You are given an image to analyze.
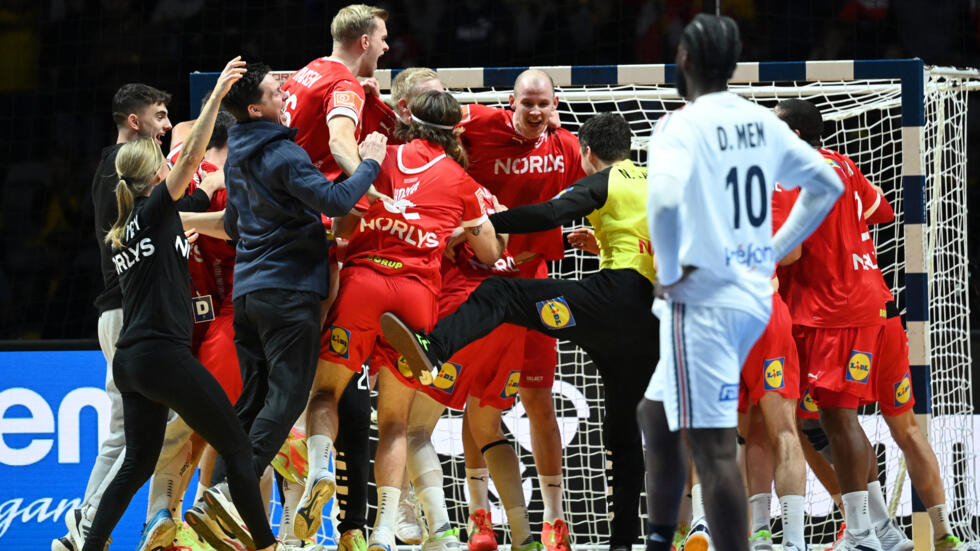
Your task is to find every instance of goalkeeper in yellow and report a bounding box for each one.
[383,113,656,550]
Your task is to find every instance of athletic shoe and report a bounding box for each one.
[671,523,690,551]
[833,522,847,548]
[138,508,177,551]
[293,472,336,540]
[275,541,325,551]
[51,536,76,551]
[339,529,368,551]
[184,503,248,551]
[203,485,255,550]
[513,542,545,551]
[467,509,498,551]
[683,518,712,551]
[542,520,571,551]
[380,312,439,385]
[748,528,773,551]
[422,527,461,551]
[832,528,884,551]
[368,528,397,551]
[66,508,89,549]
[935,534,980,551]
[272,428,310,485]
[173,520,212,551]
[395,491,424,544]
[874,520,913,551]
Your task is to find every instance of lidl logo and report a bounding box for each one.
[536,297,575,330]
[432,362,462,393]
[894,373,912,408]
[501,371,521,398]
[763,357,785,390]
[846,350,872,383]
[329,325,350,359]
[799,387,819,413]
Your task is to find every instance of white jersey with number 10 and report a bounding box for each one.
[647,91,838,322]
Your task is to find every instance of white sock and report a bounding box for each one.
[374,486,402,535]
[867,481,890,526]
[506,505,533,545]
[691,483,705,521]
[194,482,207,504]
[146,473,178,518]
[779,494,806,549]
[538,474,564,523]
[307,435,334,480]
[417,486,451,534]
[466,468,490,513]
[928,504,953,538]
[842,490,871,534]
[279,479,301,540]
[749,493,772,533]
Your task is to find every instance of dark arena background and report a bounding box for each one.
[1,1,980,550]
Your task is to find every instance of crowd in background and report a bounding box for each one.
[0,0,978,343]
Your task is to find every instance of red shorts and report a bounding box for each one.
[517,259,557,389]
[873,316,914,416]
[738,295,800,413]
[196,307,242,404]
[797,324,885,408]
[320,266,438,377]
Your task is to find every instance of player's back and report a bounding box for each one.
[650,91,819,320]
[345,139,488,294]
[283,57,364,181]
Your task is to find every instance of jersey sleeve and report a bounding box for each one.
[325,80,366,125]
[142,178,178,226]
[459,175,490,228]
[360,95,399,140]
[843,154,894,224]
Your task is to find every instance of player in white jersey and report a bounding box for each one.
[639,14,843,551]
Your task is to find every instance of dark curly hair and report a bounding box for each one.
[222,62,271,123]
[397,90,468,168]
[680,13,741,89]
[578,113,631,163]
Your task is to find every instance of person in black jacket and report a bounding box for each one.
[80,58,295,551]
[195,62,387,543]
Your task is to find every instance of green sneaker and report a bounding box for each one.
[512,542,545,551]
[340,528,368,551]
[749,528,773,551]
[422,526,460,551]
[672,523,690,550]
[936,534,979,551]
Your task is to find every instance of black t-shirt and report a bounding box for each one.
[92,143,210,314]
[114,182,194,349]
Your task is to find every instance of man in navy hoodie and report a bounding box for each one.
[197,62,386,537]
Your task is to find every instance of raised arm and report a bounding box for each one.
[166,57,246,201]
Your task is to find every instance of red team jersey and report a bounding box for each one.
[773,148,887,328]
[458,103,585,260]
[283,57,366,181]
[343,140,490,294]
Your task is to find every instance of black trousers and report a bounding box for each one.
[83,342,275,551]
[334,368,371,533]
[213,288,322,485]
[429,269,658,545]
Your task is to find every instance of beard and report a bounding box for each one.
[675,69,689,99]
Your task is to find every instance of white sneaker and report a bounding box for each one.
[875,520,913,551]
[684,517,712,551]
[65,508,88,549]
[368,527,397,551]
[421,527,460,551]
[185,502,248,551]
[51,535,76,551]
[749,528,773,551]
[833,528,884,551]
[293,472,336,540]
[137,508,177,551]
[203,484,255,550]
[395,491,424,544]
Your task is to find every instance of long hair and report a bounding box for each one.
[105,138,164,249]
[400,90,468,168]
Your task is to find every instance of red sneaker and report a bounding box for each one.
[834,521,847,548]
[467,509,498,551]
[542,520,571,551]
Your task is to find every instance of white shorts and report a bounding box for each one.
[644,301,767,431]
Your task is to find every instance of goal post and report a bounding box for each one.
[188,59,979,547]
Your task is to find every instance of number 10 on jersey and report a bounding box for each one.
[726,165,768,229]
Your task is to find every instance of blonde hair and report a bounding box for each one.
[105,137,164,249]
[331,4,388,46]
[391,67,439,104]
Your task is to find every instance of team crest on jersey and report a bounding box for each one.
[719,384,739,401]
[894,373,912,408]
[824,157,842,170]
[799,387,819,413]
[846,350,872,383]
[536,297,576,330]
[762,358,785,391]
[501,371,521,398]
[333,90,364,114]
[396,355,415,379]
[329,325,350,359]
[430,362,463,393]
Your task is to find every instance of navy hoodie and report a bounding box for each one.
[224,120,379,299]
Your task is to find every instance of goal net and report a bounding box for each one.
[193,60,979,547]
